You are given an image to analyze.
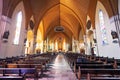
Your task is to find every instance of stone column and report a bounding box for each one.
[43,40,47,52]
[46,38,48,52]
[83,35,88,55]
[33,35,37,54]
[72,37,74,52]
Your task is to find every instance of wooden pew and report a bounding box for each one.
[74,60,117,80]
[91,77,120,80]
[76,61,103,65]
[76,64,113,69]
[23,59,49,64]
[77,67,120,80]
[0,68,37,78]
[79,69,120,75]
[65,53,120,80]
[7,63,45,77]
[74,61,111,72]
[7,64,42,68]
[0,76,23,80]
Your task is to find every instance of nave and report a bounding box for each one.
[1,0,120,79]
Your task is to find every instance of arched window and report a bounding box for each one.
[99,10,108,45]
[13,11,22,45]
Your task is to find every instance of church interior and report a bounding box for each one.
[0,0,120,80]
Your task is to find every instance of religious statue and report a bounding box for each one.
[111,30,118,39]
[3,30,9,39]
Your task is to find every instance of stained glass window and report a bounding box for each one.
[13,11,22,45]
[99,10,108,45]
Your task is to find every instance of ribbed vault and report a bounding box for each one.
[2,0,118,45]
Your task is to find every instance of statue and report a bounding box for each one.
[3,30,9,39]
[111,30,118,39]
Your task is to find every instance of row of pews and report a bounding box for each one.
[65,53,120,80]
[0,53,57,80]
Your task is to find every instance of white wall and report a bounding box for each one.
[0,1,26,58]
[0,0,2,20]
[95,1,120,59]
[118,0,120,14]
[0,0,2,38]
[0,0,5,58]
[0,0,3,38]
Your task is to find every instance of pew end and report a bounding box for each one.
[87,73,90,80]
[74,62,76,73]
[77,66,81,80]
[113,60,118,69]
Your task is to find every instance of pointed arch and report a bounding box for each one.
[6,1,26,57]
[95,1,109,46]
[98,10,108,45]
[13,11,22,45]
[95,1,110,57]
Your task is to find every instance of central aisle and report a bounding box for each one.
[39,53,77,80]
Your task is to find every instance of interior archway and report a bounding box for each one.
[35,3,83,52]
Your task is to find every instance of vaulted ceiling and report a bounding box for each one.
[2,0,118,41]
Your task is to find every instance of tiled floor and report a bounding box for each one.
[27,53,77,80]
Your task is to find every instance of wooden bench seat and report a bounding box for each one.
[0,76,23,80]
[0,68,36,77]
[76,61,103,64]
[65,53,120,80]
[7,64,45,74]
[77,68,120,80]
[91,77,120,80]
[76,64,113,69]
[74,63,114,72]
[80,69,120,75]
[7,64,42,68]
